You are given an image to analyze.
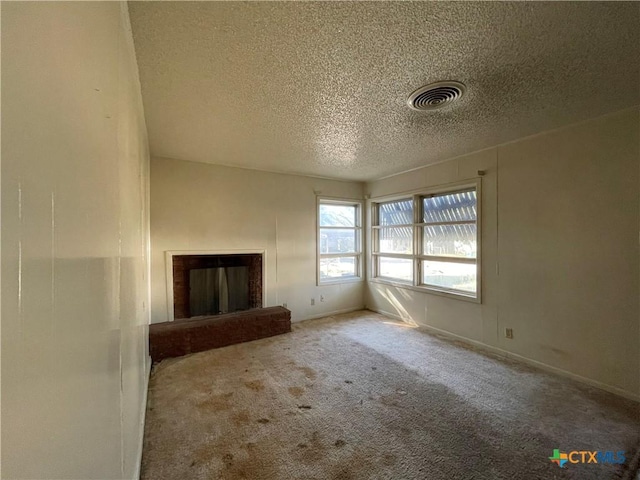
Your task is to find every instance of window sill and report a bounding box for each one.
[318,276,364,286]
[368,277,480,304]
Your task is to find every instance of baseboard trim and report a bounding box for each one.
[294,306,365,323]
[134,355,152,480]
[368,308,640,403]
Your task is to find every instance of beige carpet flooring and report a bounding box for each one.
[141,310,640,480]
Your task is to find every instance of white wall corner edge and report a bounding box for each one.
[134,355,152,480]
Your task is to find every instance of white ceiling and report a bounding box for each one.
[129,1,640,182]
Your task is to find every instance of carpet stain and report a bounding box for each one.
[257,418,270,424]
[380,394,401,408]
[244,379,265,391]
[224,441,278,479]
[334,439,346,447]
[299,431,324,463]
[331,466,355,480]
[222,453,234,468]
[193,443,216,465]
[288,386,304,398]
[297,366,317,380]
[331,447,381,480]
[231,410,250,425]
[197,392,233,412]
[383,453,397,466]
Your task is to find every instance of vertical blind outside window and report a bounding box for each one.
[372,187,478,298]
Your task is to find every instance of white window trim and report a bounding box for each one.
[368,179,481,303]
[317,196,364,285]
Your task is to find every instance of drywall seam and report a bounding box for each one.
[370,307,640,403]
[275,215,279,306]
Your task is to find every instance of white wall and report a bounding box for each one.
[365,108,640,400]
[150,157,364,324]
[1,3,151,479]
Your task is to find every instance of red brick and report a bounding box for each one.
[149,306,291,363]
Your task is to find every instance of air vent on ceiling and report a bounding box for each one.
[407,81,466,111]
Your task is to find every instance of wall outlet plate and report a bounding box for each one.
[505,328,514,339]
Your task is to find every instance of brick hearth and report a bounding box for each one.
[149,306,291,363]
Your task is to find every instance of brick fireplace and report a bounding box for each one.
[152,251,288,362]
[171,253,263,320]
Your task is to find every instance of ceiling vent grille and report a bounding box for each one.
[407,81,466,111]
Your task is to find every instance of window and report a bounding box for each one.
[371,182,480,300]
[317,199,362,284]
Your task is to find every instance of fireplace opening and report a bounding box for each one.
[172,253,263,320]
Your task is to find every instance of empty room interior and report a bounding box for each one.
[2,1,640,479]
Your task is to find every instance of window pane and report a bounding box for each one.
[320,257,357,279]
[378,257,413,282]
[378,227,413,254]
[319,204,356,227]
[378,199,413,226]
[422,224,476,258]
[423,190,476,223]
[320,228,356,254]
[422,260,476,294]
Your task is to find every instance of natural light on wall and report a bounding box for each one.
[371,181,480,301]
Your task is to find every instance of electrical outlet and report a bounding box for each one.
[320,295,325,302]
[505,328,514,339]
[282,302,287,309]
[310,298,315,306]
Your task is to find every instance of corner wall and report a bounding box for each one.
[150,157,364,324]
[1,3,151,478]
[365,108,640,399]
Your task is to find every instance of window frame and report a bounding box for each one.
[317,197,364,285]
[370,179,481,303]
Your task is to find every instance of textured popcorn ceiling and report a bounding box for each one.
[128,1,639,181]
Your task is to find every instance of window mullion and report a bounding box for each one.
[419,255,476,264]
[413,195,420,287]
[418,220,475,227]
[321,226,361,230]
